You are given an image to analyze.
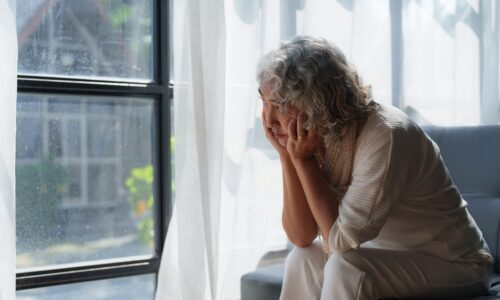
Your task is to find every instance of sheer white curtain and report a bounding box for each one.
[155,0,226,299]
[157,0,500,299]
[403,0,500,125]
[0,0,17,299]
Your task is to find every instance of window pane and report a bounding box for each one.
[48,120,63,158]
[17,116,42,160]
[87,119,117,157]
[17,0,152,81]
[16,94,157,271]
[66,120,81,157]
[88,164,118,202]
[64,164,81,199]
[16,273,156,299]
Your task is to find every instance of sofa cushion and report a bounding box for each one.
[491,274,500,294]
[458,275,500,299]
[241,264,282,300]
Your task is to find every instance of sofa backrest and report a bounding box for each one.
[423,125,500,196]
[423,125,500,273]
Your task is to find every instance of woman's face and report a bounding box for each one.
[259,81,299,147]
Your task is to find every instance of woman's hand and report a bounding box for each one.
[262,110,289,157]
[287,114,321,161]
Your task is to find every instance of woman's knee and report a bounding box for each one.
[284,241,324,273]
[324,250,365,278]
[322,250,379,299]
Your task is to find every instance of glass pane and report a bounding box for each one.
[17,116,42,160]
[64,164,81,199]
[66,120,81,157]
[16,273,156,300]
[16,94,157,271]
[48,120,63,158]
[88,164,118,202]
[17,0,152,81]
[87,119,117,157]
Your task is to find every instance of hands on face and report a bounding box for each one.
[262,109,288,156]
[286,113,321,161]
[262,107,321,160]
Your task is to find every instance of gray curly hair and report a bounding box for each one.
[257,35,377,137]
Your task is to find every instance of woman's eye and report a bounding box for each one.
[276,105,287,114]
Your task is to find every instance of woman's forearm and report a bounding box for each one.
[280,154,318,247]
[291,156,340,241]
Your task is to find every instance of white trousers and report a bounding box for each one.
[280,241,491,300]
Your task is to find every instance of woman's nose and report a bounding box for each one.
[264,105,277,127]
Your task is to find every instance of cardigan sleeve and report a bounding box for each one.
[327,122,412,253]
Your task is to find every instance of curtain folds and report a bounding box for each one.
[0,0,17,299]
[155,0,226,299]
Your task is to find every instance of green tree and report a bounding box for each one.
[16,156,67,250]
[126,165,154,249]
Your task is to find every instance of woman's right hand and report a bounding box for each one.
[262,110,289,157]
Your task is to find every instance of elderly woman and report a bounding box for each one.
[257,35,493,300]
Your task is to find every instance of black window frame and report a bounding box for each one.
[15,0,172,292]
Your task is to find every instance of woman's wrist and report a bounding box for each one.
[291,155,319,169]
[279,150,292,163]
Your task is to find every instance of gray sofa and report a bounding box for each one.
[241,125,500,300]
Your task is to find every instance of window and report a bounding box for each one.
[16,1,171,298]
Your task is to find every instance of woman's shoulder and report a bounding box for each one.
[353,103,431,173]
[357,103,423,149]
[368,103,415,129]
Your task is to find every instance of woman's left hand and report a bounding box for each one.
[287,113,322,161]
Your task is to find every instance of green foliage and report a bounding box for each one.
[108,5,133,27]
[125,165,154,249]
[16,156,67,250]
[100,0,132,26]
[125,135,175,248]
[99,0,153,77]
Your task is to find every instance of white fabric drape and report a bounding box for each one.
[157,1,500,299]
[0,0,17,299]
[155,0,226,299]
